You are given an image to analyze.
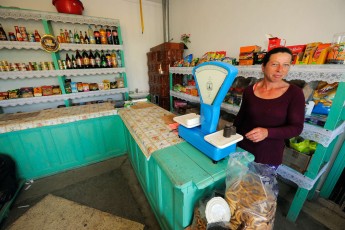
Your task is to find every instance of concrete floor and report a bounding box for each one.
[0,155,344,230]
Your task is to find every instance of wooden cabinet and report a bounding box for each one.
[0,7,128,113]
[147,42,183,110]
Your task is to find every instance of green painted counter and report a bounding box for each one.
[124,125,242,230]
[0,115,127,180]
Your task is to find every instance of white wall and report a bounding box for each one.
[169,0,345,59]
[0,0,164,94]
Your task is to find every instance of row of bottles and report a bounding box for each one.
[59,50,122,69]
[57,25,120,45]
[0,24,41,42]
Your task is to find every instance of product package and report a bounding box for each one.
[300,42,321,64]
[309,43,331,64]
[312,81,338,115]
[286,45,306,64]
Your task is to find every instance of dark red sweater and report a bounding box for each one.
[233,84,305,166]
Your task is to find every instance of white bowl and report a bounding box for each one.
[129,93,149,99]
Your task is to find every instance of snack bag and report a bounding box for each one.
[300,42,321,64]
[312,81,338,115]
[225,153,277,230]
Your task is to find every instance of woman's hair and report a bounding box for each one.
[262,47,293,66]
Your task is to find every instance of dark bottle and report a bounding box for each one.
[74,29,80,44]
[71,54,77,69]
[106,27,113,44]
[0,23,8,41]
[65,53,72,69]
[75,50,84,68]
[82,50,90,68]
[89,50,96,68]
[94,26,101,44]
[100,50,107,68]
[84,31,90,44]
[112,27,120,45]
[105,51,112,68]
[79,31,85,44]
[94,50,101,68]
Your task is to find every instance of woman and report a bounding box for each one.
[233,47,305,167]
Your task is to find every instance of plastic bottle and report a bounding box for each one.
[64,29,70,43]
[99,26,107,44]
[105,50,112,68]
[34,30,41,42]
[15,26,23,41]
[0,23,8,41]
[116,50,122,67]
[100,50,107,68]
[110,51,117,67]
[74,29,80,44]
[59,29,65,43]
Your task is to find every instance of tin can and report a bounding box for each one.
[41,61,48,70]
[8,32,16,41]
[1,60,8,67]
[19,63,27,71]
[10,63,19,71]
[35,62,42,71]
[27,63,34,71]
[57,60,63,70]
[61,60,67,70]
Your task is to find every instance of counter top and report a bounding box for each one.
[0,103,117,134]
[118,102,183,159]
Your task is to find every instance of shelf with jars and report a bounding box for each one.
[0,7,128,112]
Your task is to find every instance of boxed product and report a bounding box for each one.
[286,45,306,64]
[282,147,312,173]
[41,85,53,96]
[19,87,34,98]
[309,43,331,64]
[267,37,286,51]
[0,92,8,100]
[34,87,42,97]
[239,45,261,66]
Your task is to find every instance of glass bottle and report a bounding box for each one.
[89,50,96,68]
[71,54,77,69]
[69,30,74,43]
[94,50,101,68]
[0,23,8,41]
[64,29,70,43]
[79,31,85,44]
[59,29,65,43]
[84,31,90,44]
[110,51,117,67]
[65,53,72,69]
[116,50,122,67]
[88,25,96,44]
[75,50,84,68]
[34,30,41,42]
[105,50,112,68]
[15,26,23,41]
[94,26,101,44]
[112,27,120,45]
[82,50,90,68]
[106,27,113,44]
[100,50,107,68]
[74,29,80,44]
[99,26,107,44]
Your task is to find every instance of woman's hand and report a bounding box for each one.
[245,127,268,142]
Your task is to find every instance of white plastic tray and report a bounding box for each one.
[173,113,200,128]
[204,130,243,149]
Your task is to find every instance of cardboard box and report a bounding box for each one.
[282,147,312,173]
[240,45,261,53]
[286,45,306,64]
[239,46,261,66]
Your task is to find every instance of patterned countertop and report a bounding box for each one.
[0,103,117,134]
[118,102,183,159]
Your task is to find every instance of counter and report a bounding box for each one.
[0,103,126,179]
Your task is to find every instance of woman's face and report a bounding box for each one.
[262,52,292,83]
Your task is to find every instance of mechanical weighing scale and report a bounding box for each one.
[173,61,243,162]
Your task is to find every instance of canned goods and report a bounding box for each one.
[1,60,8,67]
[19,63,27,71]
[61,60,67,69]
[0,66,4,72]
[58,60,63,70]
[10,63,19,71]
[27,63,34,71]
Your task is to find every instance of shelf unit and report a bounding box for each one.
[0,7,128,111]
[169,64,345,222]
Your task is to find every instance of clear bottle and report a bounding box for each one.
[0,23,8,41]
[88,25,96,44]
[116,50,122,67]
[69,30,74,43]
